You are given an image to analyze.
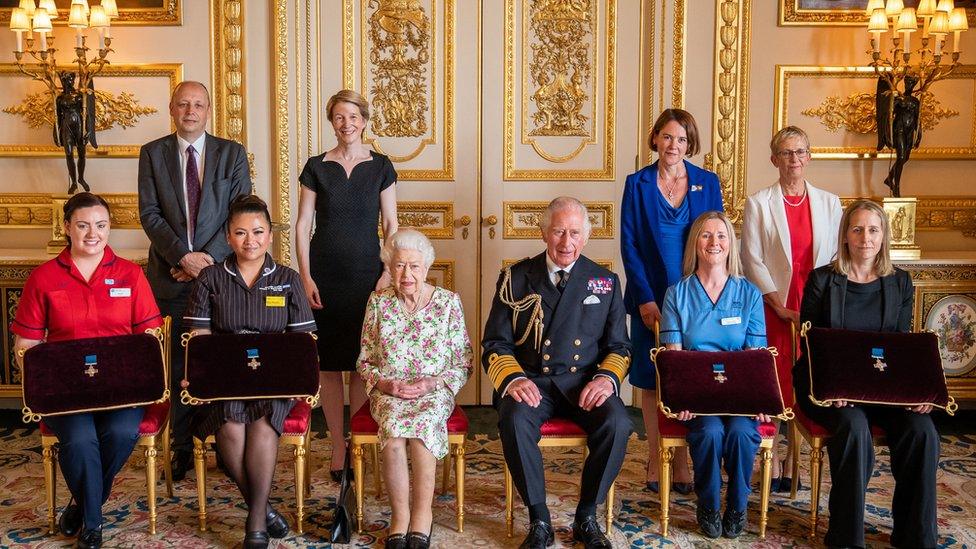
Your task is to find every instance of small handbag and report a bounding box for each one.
[651,346,794,420]
[180,331,320,406]
[801,322,957,413]
[21,331,168,422]
[330,443,357,544]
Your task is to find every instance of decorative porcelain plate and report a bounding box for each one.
[925,295,976,377]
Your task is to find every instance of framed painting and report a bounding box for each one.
[780,0,976,26]
[0,0,181,26]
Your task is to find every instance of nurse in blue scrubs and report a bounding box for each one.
[659,211,771,540]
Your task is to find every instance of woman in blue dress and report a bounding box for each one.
[659,211,770,539]
[620,109,724,492]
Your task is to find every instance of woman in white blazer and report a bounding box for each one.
[741,126,842,492]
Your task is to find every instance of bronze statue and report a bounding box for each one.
[876,75,922,198]
[54,72,98,194]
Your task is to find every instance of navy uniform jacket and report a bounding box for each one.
[482,252,631,398]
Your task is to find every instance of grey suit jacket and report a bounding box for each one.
[138,133,251,300]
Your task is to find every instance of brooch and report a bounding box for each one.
[871,347,887,372]
[246,348,262,370]
[587,277,613,295]
[712,363,727,384]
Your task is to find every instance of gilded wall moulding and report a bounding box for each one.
[503,258,613,271]
[802,91,959,134]
[211,0,248,154]
[671,0,686,110]
[0,193,141,230]
[502,201,614,239]
[378,201,455,239]
[0,1,182,26]
[428,260,455,291]
[839,196,976,238]
[505,0,615,180]
[775,65,976,160]
[271,0,291,265]
[4,91,157,132]
[778,1,976,28]
[0,63,181,158]
[343,0,456,180]
[710,0,752,224]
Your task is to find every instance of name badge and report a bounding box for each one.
[720,316,741,326]
[265,295,286,307]
[109,287,131,298]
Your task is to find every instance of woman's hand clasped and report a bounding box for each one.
[302,276,323,309]
[378,376,441,399]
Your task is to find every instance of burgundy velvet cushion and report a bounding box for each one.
[23,333,166,418]
[653,348,790,419]
[656,409,777,439]
[183,332,319,403]
[282,401,312,435]
[351,402,469,434]
[803,327,953,411]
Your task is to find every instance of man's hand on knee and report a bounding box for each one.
[578,377,614,411]
[506,378,542,408]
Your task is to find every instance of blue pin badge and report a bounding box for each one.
[246,348,261,370]
[871,347,887,372]
[713,363,727,384]
[84,354,98,378]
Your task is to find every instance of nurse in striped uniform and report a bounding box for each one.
[183,194,316,549]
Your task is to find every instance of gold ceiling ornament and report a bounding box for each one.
[367,0,431,138]
[527,0,593,137]
[802,91,959,133]
[3,89,157,131]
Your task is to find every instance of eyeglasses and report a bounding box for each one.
[776,148,809,159]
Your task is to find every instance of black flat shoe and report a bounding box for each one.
[572,516,612,548]
[405,530,431,549]
[519,520,554,549]
[59,499,82,537]
[696,505,721,539]
[385,533,408,549]
[243,530,269,549]
[672,482,694,495]
[768,476,783,492]
[266,507,289,538]
[644,480,659,493]
[778,476,802,493]
[722,508,747,538]
[169,449,193,483]
[76,527,102,549]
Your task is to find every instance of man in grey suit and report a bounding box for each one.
[138,80,251,480]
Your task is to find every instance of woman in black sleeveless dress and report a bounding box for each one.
[295,89,398,479]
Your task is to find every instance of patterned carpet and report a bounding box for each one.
[2,419,976,547]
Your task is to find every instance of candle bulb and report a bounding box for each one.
[9,7,30,52]
[88,5,109,48]
[869,8,889,54]
[31,7,52,50]
[949,7,968,53]
[39,31,47,51]
[75,27,83,48]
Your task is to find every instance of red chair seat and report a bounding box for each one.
[39,401,171,437]
[283,401,312,435]
[539,416,586,437]
[657,409,777,439]
[351,403,468,434]
[795,408,885,438]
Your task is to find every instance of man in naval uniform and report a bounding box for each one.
[483,196,632,549]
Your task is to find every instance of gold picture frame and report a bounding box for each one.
[0,63,182,158]
[779,0,976,27]
[774,65,976,160]
[0,0,181,26]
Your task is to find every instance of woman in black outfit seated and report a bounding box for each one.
[793,199,939,548]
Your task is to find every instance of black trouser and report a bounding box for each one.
[157,291,191,452]
[796,363,940,548]
[496,376,632,515]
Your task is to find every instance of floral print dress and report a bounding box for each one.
[357,286,473,459]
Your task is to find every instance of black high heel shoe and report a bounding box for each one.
[243,531,269,549]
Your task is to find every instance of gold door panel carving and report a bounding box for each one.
[502,201,614,239]
[428,260,455,291]
[342,0,455,180]
[0,193,141,229]
[378,201,455,239]
[504,0,615,180]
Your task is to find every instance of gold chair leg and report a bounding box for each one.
[43,442,57,535]
[162,423,174,498]
[454,441,466,532]
[442,449,452,494]
[789,422,800,501]
[505,465,514,538]
[304,433,312,493]
[193,439,208,532]
[353,442,366,534]
[145,444,158,535]
[759,446,772,540]
[372,442,382,497]
[659,446,674,537]
[294,435,307,535]
[809,440,824,539]
[605,482,615,534]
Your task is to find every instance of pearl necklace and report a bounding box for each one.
[782,189,808,208]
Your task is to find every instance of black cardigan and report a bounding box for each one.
[799,265,914,333]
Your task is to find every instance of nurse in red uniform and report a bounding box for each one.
[13,192,162,549]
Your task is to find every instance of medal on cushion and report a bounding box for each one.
[247,348,261,370]
[712,363,727,384]
[871,347,887,372]
[84,354,99,378]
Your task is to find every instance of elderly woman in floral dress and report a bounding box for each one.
[357,228,473,549]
